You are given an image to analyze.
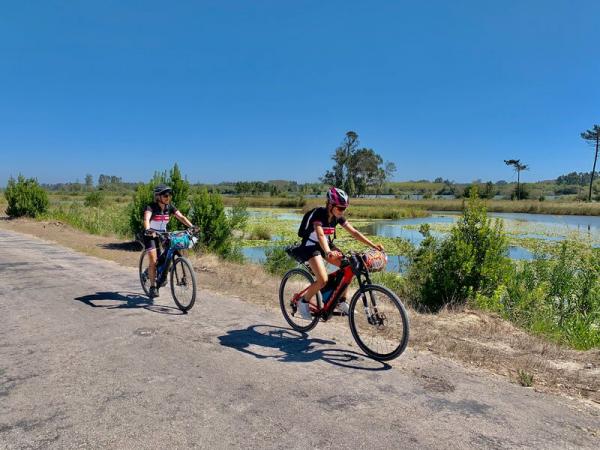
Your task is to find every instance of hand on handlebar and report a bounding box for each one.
[326,250,344,265]
[373,243,385,252]
[144,229,157,237]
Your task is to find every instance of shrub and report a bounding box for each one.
[249,223,271,240]
[84,191,105,207]
[228,198,249,232]
[263,247,296,276]
[407,189,511,311]
[5,175,49,218]
[189,189,240,259]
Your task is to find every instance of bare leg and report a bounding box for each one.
[302,255,328,306]
[147,249,158,287]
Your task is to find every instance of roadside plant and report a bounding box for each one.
[188,189,243,261]
[407,188,511,311]
[263,247,296,276]
[5,175,49,218]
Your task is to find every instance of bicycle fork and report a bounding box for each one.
[359,290,386,327]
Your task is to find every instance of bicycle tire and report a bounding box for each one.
[170,257,197,312]
[279,268,321,332]
[348,284,409,361]
[138,251,151,296]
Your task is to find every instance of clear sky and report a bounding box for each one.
[1,0,599,186]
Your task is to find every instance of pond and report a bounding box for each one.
[240,209,598,270]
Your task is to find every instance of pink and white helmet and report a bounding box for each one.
[326,187,349,207]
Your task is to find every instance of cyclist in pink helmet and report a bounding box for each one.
[294,187,384,318]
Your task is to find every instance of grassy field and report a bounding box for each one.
[223,195,600,216]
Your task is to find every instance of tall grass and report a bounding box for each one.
[42,201,131,237]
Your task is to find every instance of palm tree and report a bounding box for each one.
[581,125,600,202]
[504,159,529,200]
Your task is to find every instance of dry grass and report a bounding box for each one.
[1,216,599,404]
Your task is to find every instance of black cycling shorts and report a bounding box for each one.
[143,236,160,252]
[290,243,339,263]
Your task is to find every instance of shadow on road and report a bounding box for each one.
[218,324,391,371]
[74,291,184,315]
[97,241,143,252]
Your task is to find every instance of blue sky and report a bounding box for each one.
[1,0,599,186]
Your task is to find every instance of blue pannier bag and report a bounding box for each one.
[170,232,191,250]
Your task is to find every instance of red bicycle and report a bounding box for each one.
[279,249,409,361]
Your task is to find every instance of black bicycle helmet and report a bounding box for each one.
[153,184,172,196]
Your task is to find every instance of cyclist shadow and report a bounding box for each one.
[74,291,184,315]
[218,324,391,371]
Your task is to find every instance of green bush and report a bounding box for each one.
[228,198,249,232]
[189,189,243,260]
[263,247,296,276]
[5,175,49,218]
[475,240,600,349]
[249,223,272,240]
[407,189,511,311]
[84,191,105,207]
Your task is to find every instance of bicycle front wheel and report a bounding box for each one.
[170,257,197,311]
[138,251,151,296]
[279,268,321,332]
[348,284,409,361]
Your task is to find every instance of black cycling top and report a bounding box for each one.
[144,202,179,232]
[302,207,347,247]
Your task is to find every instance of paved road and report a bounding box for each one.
[0,229,598,449]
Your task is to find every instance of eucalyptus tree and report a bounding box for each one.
[504,159,529,200]
[322,131,396,196]
[581,125,600,201]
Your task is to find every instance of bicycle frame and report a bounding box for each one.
[152,231,186,285]
[296,254,373,321]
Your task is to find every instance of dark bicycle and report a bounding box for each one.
[279,248,409,361]
[139,228,199,312]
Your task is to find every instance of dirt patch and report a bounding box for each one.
[1,217,599,405]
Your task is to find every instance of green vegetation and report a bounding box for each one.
[4,175,49,218]
[188,189,243,261]
[42,201,130,237]
[476,240,600,350]
[84,191,106,208]
[407,191,511,311]
[517,370,534,387]
[321,131,396,196]
[263,247,297,276]
[402,192,600,350]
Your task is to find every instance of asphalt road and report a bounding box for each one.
[0,229,599,449]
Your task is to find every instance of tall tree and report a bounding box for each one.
[581,125,600,201]
[322,131,360,195]
[321,131,395,196]
[85,174,93,190]
[504,159,529,200]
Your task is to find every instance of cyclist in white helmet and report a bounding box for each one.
[143,184,195,298]
[294,187,384,318]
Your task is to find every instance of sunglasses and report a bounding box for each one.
[161,192,172,198]
[334,206,347,211]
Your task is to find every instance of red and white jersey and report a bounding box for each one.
[303,207,347,247]
[145,202,178,232]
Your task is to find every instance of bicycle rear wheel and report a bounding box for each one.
[279,268,320,332]
[348,284,409,361]
[170,257,197,312]
[138,251,151,296]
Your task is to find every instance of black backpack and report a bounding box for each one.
[297,208,318,239]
